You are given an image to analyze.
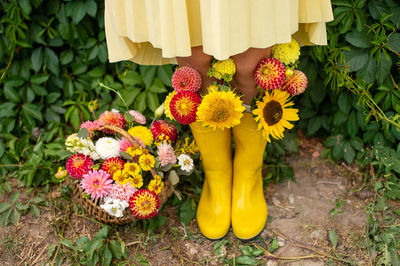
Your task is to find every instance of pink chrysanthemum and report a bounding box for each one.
[81,170,113,200]
[119,137,145,152]
[254,58,286,90]
[129,189,160,219]
[101,157,125,177]
[66,154,94,179]
[98,111,126,134]
[281,70,308,96]
[150,120,178,143]
[109,182,138,202]
[80,120,103,138]
[171,66,201,92]
[170,91,201,124]
[157,142,177,166]
[128,110,147,125]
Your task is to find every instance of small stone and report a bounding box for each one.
[277,236,285,247]
[288,194,295,204]
[310,229,325,240]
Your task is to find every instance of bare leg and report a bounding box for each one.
[176,46,215,95]
[231,47,272,105]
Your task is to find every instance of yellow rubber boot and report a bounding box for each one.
[189,121,232,240]
[232,113,268,240]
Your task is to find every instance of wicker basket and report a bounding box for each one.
[71,124,174,225]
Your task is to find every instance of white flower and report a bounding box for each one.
[95,137,120,160]
[177,154,194,172]
[111,109,120,113]
[100,198,129,218]
[65,134,100,160]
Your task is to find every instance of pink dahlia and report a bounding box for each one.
[101,157,125,177]
[98,110,126,134]
[80,120,103,138]
[254,58,286,90]
[150,120,178,143]
[171,66,201,93]
[66,154,94,179]
[170,91,201,124]
[157,142,177,167]
[109,182,138,202]
[281,70,308,96]
[81,170,113,200]
[128,110,147,125]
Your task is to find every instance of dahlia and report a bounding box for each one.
[139,154,155,171]
[100,197,129,218]
[129,189,160,219]
[108,182,138,202]
[80,120,103,138]
[66,153,94,178]
[128,110,147,125]
[171,66,201,92]
[177,154,194,172]
[157,142,177,167]
[208,59,236,82]
[272,38,300,65]
[163,91,177,120]
[281,70,308,96]
[65,134,99,160]
[170,91,201,124]
[254,58,286,90]
[148,179,164,194]
[95,137,120,160]
[127,126,154,146]
[81,170,113,200]
[98,110,126,134]
[150,120,178,143]
[101,157,125,176]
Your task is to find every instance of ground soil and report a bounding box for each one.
[0,137,373,265]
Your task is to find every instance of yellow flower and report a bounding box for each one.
[272,38,300,65]
[148,179,164,194]
[124,162,141,176]
[197,90,245,130]
[130,174,143,188]
[126,146,144,158]
[153,175,162,183]
[163,91,177,121]
[128,126,154,146]
[139,154,155,171]
[55,167,67,179]
[113,169,130,185]
[252,89,299,143]
[208,59,236,82]
[176,137,198,155]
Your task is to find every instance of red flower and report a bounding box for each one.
[172,66,201,93]
[101,157,125,177]
[98,111,126,134]
[281,70,308,96]
[254,58,286,90]
[169,91,201,125]
[150,120,178,143]
[129,189,160,219]
[66,154,94,179]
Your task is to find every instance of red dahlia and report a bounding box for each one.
[171,66,202,93]
[66,154,94,179]
[98,111,126,134]
[254,58,286,90]
[281,70,308,96]
[169,91,201,125]
[150,120,178,143]
[101,157,125,177]
[129,189,160,219]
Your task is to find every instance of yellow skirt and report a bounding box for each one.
[105,0,333,65]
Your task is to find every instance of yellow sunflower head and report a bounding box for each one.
[252,89,299,143]
[196,90,245,130]
[128,126,154,146]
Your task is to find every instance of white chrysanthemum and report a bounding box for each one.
[65,134,100,160]
[177,154,194,172]
[95,137,120,160]
[100,197,129,217]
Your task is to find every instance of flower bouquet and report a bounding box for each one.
[61,107,198,224]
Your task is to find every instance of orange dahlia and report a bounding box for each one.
[98,110,126,134]
[129,189,160,219]
[66,153,94,178]
[170,91,201,124]
[281,70,308,96]
[101,157,125,177]
[171,66,201,93]
[254,58,286,90]
[150,120,178,143]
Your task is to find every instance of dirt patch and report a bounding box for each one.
[0,137,371,265]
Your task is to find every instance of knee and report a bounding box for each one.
[234,62,259,82]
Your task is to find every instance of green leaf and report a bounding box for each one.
[120,71,143,86]
[47,92,61,103]
[71,2,86,24]
[70,107,81,129]
[234,256,259,265]
[31,47,43,72]
[376,51,392,85]
[85,0,97,17]
[60,50,73,65]
[4,86,21,103]
[0,141,4,158]
[307,116,321,135]
[31,74,49,84]
[338,93,351,114]
[157,65,173,87]
[0,102,16,118]
[95,226,110,239]
[78,128,89,139]
[102,246,112,266]
[343,48,369,72]
[0,208,12,226]
[30,205,41,218]
[346,111,358,138]
[388,33,400,53]
[109,241,122,260]
[31,84,47,96]
[343,142,355,164]
[10,208,20,225]
[60,239,73,248]
[134,91,147,113]
[22,103,43,122]
[86,239,104,260]
[179,198,196,225]
[44,48,60,76]
[357,56,376,84]
[345,30,371,48]
[140,66,157,88]
[0,202,12,214]
[329,230,338,249]
[11,192,20,203]
[350,137,363,151]
[19,0,32,15]
[146,92,159,112]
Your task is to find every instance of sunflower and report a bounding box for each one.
[129,189,160,219]
[252,89,299,143]
[196,90,245,130]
